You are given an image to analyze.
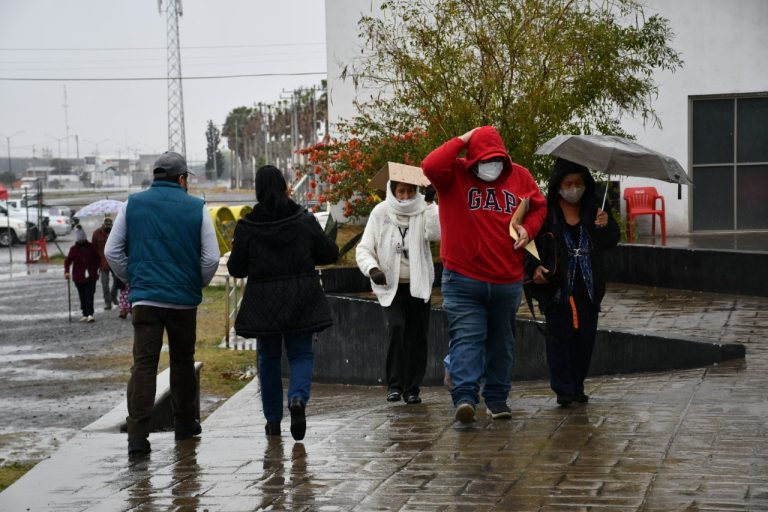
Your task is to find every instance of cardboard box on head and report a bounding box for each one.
[369,162,432,192]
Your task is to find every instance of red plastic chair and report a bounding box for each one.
[623,186,666,244]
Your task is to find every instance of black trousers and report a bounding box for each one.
[382,283,431,396]
[75,280,96,317]
[127,305,198,441]
[544,285,599,398]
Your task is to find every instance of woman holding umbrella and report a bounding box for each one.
[525,158,619,406]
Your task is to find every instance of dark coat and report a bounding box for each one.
[64,241,101,284]
[227,200,339,337]
[524,160,620,313]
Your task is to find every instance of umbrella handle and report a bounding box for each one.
[601,181,609,210]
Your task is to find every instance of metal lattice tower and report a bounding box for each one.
[159,0,186,156]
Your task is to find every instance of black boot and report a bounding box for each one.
[265,421,281,436]
[288,397,306,441]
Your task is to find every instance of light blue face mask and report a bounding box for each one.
[476,161,504,182]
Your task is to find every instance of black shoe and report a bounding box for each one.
[174,420,202,441]
[486,402,512,419]
[289,398,306,441]
[265,421,281,436]
[556,395,573,407]
[574,393,590,403]
[386,390,402,402]
[128,438,151,458]
[403,393,422,405]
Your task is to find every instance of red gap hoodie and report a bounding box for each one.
[422,126,545,284]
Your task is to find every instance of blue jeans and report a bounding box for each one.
[257,332,314,423]
[441,268,522,407]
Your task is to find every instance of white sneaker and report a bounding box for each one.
[79,316,89,323]
[86,315,95,323]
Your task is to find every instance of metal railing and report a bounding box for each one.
[224,275,254,350]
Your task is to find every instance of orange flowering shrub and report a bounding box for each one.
[299,128,431,219]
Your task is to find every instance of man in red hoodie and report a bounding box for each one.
[422,126,546,423]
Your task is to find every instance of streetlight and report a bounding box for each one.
[45,133,68,172]
[1,130,24,175]
[83,138,110,159]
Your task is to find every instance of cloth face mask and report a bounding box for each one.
[559,186,585,204]
[476,161,504,182]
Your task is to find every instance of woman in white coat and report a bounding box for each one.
[356,180,441,404]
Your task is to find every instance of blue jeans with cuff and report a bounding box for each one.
[257,331,314,423]
[441,268,522,407]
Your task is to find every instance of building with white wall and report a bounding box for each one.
[324,1,768,235]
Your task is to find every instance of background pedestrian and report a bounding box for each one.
[91,217,117,310]
[64,225,100,323]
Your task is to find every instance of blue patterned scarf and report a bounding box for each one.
[557,224,595,304]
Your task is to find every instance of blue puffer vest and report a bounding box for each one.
[126,181,204,306]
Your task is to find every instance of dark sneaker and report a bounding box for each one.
[174,420,202,441]
[289,397,306,441]
[556,395,573,407]
[386,390,402,402]
[454,401,476,424]
[574,393,589,403]
[265,421,281,436]
[403,393,422,405]
[486,402,512,419]
[128,438,151,458]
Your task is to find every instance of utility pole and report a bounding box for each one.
[63,85,71,158]
[2,131,24,174]
[158,0,186,156]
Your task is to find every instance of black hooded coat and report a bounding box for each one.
[524,159,620,313]
[227,199,339,337]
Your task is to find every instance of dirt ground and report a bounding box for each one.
[0,236,220,465]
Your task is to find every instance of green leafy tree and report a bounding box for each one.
[204,120,225,179]
[321,0,683,214]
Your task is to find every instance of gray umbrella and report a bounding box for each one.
[536,134,692,206]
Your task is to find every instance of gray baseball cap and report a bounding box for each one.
[153,151,195,178]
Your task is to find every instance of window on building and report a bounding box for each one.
[691,95,768,231]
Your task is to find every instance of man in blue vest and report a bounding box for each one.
[106,151,219,458]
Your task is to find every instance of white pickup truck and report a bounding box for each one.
[0,203,33,246]
[2,199,73,238]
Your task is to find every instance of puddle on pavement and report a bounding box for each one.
[0,366,113,381]
[0,351,69,363]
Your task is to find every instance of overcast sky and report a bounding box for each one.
[0,1,327,163]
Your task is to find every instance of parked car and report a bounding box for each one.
[1,200,73,237]
[0,204,32,246]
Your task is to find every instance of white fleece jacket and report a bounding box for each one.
[356,200,441,307]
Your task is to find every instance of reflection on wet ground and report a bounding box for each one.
[3,353,768,511]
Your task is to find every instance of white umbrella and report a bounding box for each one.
[536,134,692,207]
[74,199,124,218]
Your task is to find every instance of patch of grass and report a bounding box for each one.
[335,223,364,266]
[0,462,35,492]
[196,286,256,398]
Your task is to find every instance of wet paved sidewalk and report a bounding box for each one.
[2,283,768,511]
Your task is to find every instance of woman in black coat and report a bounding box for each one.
[227,165,339,440]
[525,158,619,406]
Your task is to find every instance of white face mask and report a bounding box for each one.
[397,197,417,207]
[476,161,504,182]
[559,186,585,204]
